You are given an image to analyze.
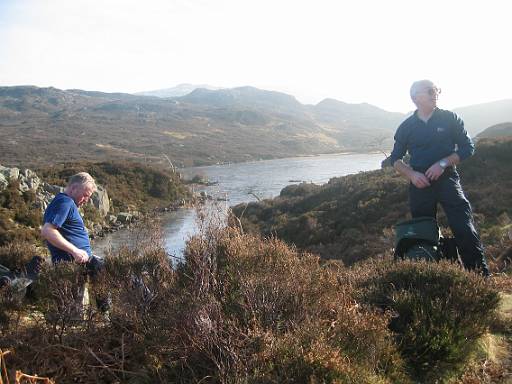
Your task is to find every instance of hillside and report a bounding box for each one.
[1,85,511,169]
[0,161,190,247]
[232,138,512,268]
[454,99,512,137]
[476,122,512,140]
[0,85,401,168]
[1,202,509,383]
[2,141,512,383]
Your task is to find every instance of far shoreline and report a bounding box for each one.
[179,150,388,173]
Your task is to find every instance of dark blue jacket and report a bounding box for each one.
[389,108,474,172]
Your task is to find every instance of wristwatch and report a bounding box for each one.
[439,159,449,169]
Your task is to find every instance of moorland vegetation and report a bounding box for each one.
[233,138,512,269]
[1,136,511,382]
[36,161,189,213]
[2,86,511,168]
[0,161,189,247]
[0,219,506,383]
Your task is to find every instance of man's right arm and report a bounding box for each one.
[393,159,431,189]
[390,123,431,189]
[41,223,90,263]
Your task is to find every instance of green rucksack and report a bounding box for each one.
[394,217,460,262]
[394,217,442,261]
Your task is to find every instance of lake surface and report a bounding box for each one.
[93,152,385,258]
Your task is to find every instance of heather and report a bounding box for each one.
[232,138,512,270]
[0,220,503,383]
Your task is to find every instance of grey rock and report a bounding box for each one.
[42,183,64,195]
[0,166,20,181]
[91,185,110,217]
[26,175,41,191]
[117,212,133,223]
[107,215,117,224]
[0,173,7,190]
[18,181,30,192]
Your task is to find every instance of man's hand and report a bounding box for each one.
[41,223,90,264]
[410,171,431,189]
[425,163,445,181]
[393,160,431,189]
[71,248,90,264]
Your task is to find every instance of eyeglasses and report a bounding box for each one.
[425,87,441,96]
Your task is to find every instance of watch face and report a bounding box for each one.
[440,160,448,168]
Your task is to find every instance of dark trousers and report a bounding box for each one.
[409,168,489,276]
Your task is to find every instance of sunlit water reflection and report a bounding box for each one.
[93,152,385,259]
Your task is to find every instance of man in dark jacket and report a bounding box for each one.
[389,79,489,276]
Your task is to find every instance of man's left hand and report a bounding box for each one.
[425,163,444,181]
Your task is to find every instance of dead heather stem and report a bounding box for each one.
[1,349,54,384]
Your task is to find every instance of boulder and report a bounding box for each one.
[18,180,30,192]
[117,212,133,223]
[42,183,64,195]
[0,166,20,181]
[0,173,7,190]
[91,185,110,217]
[107,215,117,224]
[24,173,41,191]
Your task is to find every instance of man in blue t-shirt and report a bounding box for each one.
[389,80,489,276]
[42,172,96,264]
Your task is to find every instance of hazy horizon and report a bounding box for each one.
[1,0,511,113]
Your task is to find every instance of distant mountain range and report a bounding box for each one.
[452,99,512,137]
[134,83,222,98]
[0,85,511,168]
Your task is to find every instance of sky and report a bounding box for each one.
[0,0,511,113]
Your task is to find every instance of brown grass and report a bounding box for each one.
[0,216,506,383]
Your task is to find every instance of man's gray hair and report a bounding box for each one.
[67,172,97,191]
[410,79,435,100]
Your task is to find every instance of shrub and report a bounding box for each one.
[0,223,408,383]
[177,225,408,383]
[0,181,41,246]
[357,259,500,381]
[2,221,503,383]
[0,241,38,270]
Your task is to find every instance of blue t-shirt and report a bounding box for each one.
[43,192,92,263]
[389,108,475,172]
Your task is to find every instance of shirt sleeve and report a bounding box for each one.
[451,113,475,161]
[389,124,408,165]
[44,199,72,228]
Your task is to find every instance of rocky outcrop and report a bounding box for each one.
[91,185,110,217]
[0,165,41,192]
[0,164,110,218]
[116,212,133,224]
[36,183,64,211]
